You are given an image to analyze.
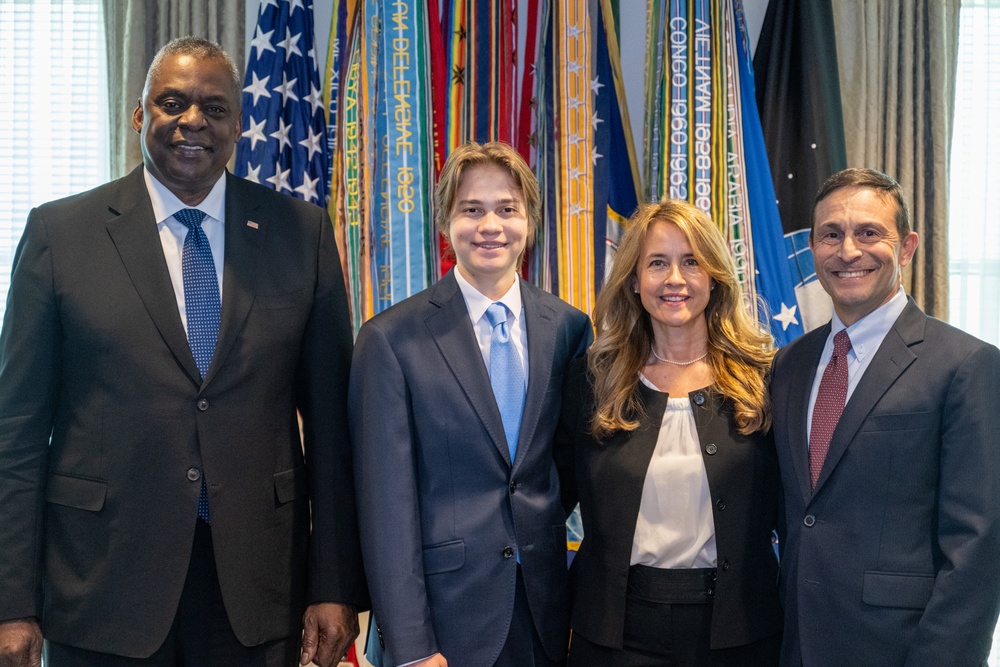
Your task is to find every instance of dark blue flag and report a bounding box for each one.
[236,0,328,206]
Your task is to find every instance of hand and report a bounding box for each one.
[299,603,359,667]
[0,618,42,667]
[410,653,448,667]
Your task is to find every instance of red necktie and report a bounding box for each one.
[809,330,852,489]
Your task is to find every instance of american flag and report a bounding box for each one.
[236,0,328,206]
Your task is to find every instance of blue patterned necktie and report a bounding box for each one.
[174,207,220,523]
[175,208,221,378]
[485,303,526,463]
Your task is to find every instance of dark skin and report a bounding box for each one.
[131,52,242,206]
[0,52,358,667]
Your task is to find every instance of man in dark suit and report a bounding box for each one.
[350,142,591,667]
[0,37,367,666]
[771,167,1000,666]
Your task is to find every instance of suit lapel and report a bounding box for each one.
[206,174,265,385]
[812,302,923,494]
[425,272,512,464]
[105,167,201,385]
[513,281,555,471]
[786,325,828,503]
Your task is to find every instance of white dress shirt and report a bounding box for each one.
[630,375,717,569]
[454,268,529,383]
[143,168,226,335]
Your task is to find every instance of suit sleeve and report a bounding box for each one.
[905,342,1000,665]
[553,354,590,516]
[350,320,440,663]
[0,210,60,622]
[296,208,369,609]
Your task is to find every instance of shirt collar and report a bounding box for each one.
[831,286,908,364]
[454,268,523,323]
[144,168,227,224]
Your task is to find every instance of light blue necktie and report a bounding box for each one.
[485,303,525,463]
[175,207,220,523]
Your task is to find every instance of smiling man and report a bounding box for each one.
[770,168,1000,667]
[350,142,592,667]
[0,38,368,666]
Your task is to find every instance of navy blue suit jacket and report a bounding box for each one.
[350,270,591,667]
[772,300,1000,666]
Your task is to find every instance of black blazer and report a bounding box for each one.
[0,167,368,657]
[556,357,782,651]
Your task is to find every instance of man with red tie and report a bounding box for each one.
[770,168,1000,667]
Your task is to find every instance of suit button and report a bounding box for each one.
[709,571,718,582]
[721,560,730,571]
[715,499,726,511]
[197,398,209,411]
[705,443,718,455]
[187,467,201,482]
[509,480,517,493]
[503,546,515,559]
[803,515,816,527]
[693,392,706,406]
[707,587,716,598]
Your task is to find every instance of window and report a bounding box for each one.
[0,0,108,329]
[950,0,1000,348]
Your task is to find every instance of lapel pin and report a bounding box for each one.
[246,220,259,229]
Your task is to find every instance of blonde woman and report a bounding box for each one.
[556,200,782,666]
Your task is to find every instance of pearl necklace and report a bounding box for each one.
[650,346,708,366]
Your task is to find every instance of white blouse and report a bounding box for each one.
[629,375,718,568]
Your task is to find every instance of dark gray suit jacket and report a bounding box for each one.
[0,166,368,657]
[771,299,1000,667]
[349,270,591,667]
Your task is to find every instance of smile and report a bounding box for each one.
[173,144,210,154]
[833,269,873,278]
[476,242,506,249]
[660,295,688,302]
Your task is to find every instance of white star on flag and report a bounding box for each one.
[235,0,329,205]
[266,165,291,193]
[273,72,299,104]
[241,116,268,150]
[243,72,271,106]
[298,127,324,161]
[244,163,261,183]
[249,27,275,60]
[294,173,319,201]
[772,303,799,331]
[269,117,293,152]
[303,83,323,114]
[277,28,303,62]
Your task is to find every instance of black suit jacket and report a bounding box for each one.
[0,167,368,657]
[349,270,592,667]
[557,359,782,651]
[772,299,1000,667]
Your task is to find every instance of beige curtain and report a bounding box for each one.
[103,0,245,179]
[832,1,960,318]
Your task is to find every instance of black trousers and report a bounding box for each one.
[493,566,564,667]
[46,520,300,667]
[567,565,779,667]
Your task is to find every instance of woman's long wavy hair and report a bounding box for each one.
[589,200,775,439]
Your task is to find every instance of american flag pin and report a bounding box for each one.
[247,221,259,229]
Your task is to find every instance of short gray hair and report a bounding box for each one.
[144,36,242,103]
